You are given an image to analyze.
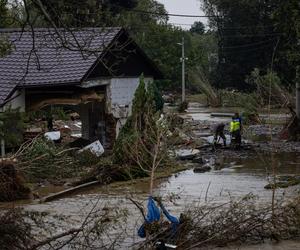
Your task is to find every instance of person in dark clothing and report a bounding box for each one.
[234,112,243,133]
[213,123,226,146]
[47,115,54,131]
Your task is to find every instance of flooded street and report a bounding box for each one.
[18,150,300,249]
[156,152,300,206]
[3,107,300,249]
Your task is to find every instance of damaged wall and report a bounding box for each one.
[106,77,153,136]
[79,101,107,145]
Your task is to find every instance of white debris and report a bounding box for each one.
[44,131,61,141]
[175,149,200,160]
[79,140,104,157]
[74,122,82,129]
[70,133,82,138]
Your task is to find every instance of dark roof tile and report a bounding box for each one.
[0,27,122,105]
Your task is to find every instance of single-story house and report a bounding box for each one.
[0,27,162,148]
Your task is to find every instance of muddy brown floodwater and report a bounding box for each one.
[156,152,300,206]
[2,106,300,249]
[13,151,299,249]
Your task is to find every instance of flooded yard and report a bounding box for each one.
[13,150,299,249]
[1,106,300,249]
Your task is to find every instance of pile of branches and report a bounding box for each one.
[1,202,128,250]
[0,159,31,201]
[138,195,300,249]
[0,209,33,250]
[14,137,95,182]
[179,195,300,249]
[73,156,146,186]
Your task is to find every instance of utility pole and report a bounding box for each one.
[181,37,186,103]
[178,37,187,103]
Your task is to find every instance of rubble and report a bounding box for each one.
[78,140,104,157]
[175,149,200,161]
[193,165,211,173]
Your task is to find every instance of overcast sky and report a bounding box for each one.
[158,0,208,29]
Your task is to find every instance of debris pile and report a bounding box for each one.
[0,159,30,201]
[15,138,96,182]
[181,195,300,249]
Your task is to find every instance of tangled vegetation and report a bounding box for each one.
[0,209,33,250]
[113,76,165,166]
[15,137,98,182]
[0,159,30,201]
[0,108,25,148]
[139,195,300,249]
[0,204,129,250]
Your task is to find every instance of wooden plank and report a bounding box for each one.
[39,181,101,203]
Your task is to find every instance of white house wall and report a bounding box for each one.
[1,89,25,112]
[107,77,153,118]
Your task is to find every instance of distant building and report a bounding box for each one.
[0,28,162,147]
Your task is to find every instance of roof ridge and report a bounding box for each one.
[0,27,122,33]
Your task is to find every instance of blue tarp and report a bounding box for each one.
[138,197,179,238]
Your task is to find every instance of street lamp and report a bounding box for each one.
[177,37,188,103]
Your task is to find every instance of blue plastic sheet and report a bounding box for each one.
[160,201,179,235]
[138,197,179,238]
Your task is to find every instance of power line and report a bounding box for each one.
[128,9,213,18]
[222,42,276,54]
[221,38,277,49]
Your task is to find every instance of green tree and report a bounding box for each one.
[113,75,163,164]
[33,0,138,27]
[190,21,205,35]
[120,0,216,91]
[0,0,9,28]
[272,0,300,85]
[0,108,25,148]
[201,0,279,90]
